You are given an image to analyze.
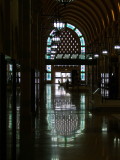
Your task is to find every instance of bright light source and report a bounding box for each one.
[51,45,57,48]
[56,0,75,5]
[102,50,108,55]
[89,57,92,59]
[114,45,120,50]
[54,22,65,29]
[52,37,60,42]
[94,54,99,58]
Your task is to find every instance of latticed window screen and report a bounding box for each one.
[53,29,81,59]
[57,30,80,53]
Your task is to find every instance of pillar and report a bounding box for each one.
[19,0,33,159]
[0,54,7,160]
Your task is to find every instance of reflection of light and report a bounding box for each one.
[94,54,99,58]
[55,105,76,110]
[8,112,12,129]
[51,155,59,160]
[80,94,85,110]
[102,128,107,132]
[114,137,120,147]
[102,117,108,133]
[89,112,92,117]
[46,84,85,148]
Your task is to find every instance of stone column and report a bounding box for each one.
[19,0,33,159]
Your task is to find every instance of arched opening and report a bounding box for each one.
[45,23,86,85]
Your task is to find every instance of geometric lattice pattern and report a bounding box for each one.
[57,30,80,54]
[46,23,85,60]
[51,29,81,59]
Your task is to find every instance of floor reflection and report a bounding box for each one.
[6,84,120,160]
[45,85,86,159]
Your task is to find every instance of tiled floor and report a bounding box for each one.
[6,84,120,160]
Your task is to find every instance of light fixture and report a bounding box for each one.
[56,0,75,5]
[89,57,92,60]
[52,36,60,42]
[51,45,58,48]
[114,44,120,50]
[54,20,65,30]
[50,29,61,43]
[94,54,99,58]
[102,50,108,55]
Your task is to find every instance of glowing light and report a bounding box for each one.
[114,45,120,50]
[111,9,115,21]
[102,50,108,55]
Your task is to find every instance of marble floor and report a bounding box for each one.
[6,84,120,160]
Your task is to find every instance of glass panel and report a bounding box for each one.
[46,65,51,72]
[79,55,85,59]
[55,78,61,83]
[81,47,85,53]
[47,37,52,45]
[46,55,51,59]
[80,37,85,46]
[81,73,85,81]
[55,72,61,77]
[81,65,85,72]
[46,47,51,52]
[75,28,82,37]
[54,22,65,29]
[67,23,75,30]
[61,73,71,77]
[46,73,51,81]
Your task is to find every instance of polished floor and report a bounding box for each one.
[6,84,120,160]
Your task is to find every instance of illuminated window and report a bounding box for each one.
[47,47,51,52]
[81,47,85,53]
[75,28,82,37]
[46,73,51,81]
[47,37,52,45]
[55,72,61,77]
[46,65,51,72]
[81,65,85,72]
[81,73,85,81]
[46,23,85,60]
[80,37,85,46]
[67,23,75,30]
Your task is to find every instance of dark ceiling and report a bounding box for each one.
[34,0,120,46]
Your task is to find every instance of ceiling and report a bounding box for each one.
[37,0,120,46]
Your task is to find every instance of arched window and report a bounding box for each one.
[46,23,86,82]
[45,23,85,60]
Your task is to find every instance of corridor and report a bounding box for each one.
[6,84,120,160]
